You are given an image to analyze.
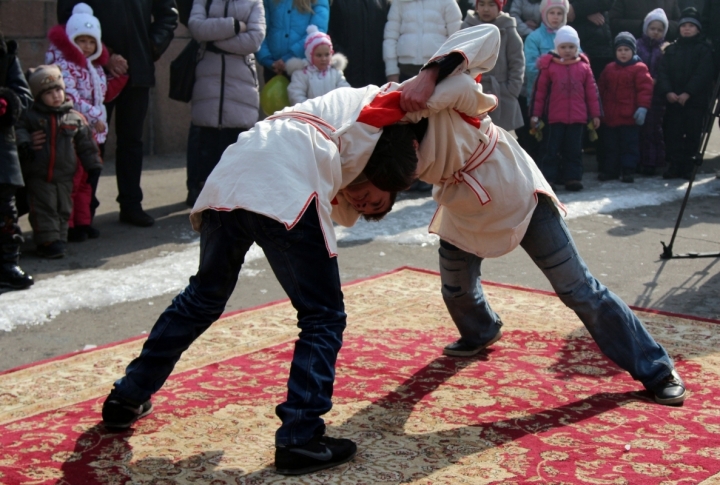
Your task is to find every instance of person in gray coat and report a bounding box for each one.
[187,0,266,199]
[509,0,542,39]
[462,0,525,132]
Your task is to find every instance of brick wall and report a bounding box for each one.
[0,0,194,158]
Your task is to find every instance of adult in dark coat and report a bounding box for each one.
[609,0,681,41]
[57,0,178,227]
[0,34,34,290]
[569,0,613,79]
[704,0,720,71]
[327,0,390,88]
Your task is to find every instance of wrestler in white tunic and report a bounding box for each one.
[330,25,563,259]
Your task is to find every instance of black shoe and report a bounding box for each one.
[638,166,656,176]
[621,174,634,183]
[36,240,66,259]
[649,370,686,406]
[275,433,357,475]
[597,173,617,181]
[68,227,88,242]
[0,263,34,290]
[85,225,100,239]
[119,208,155,227]
[443,329,503,357]
[565,180,583,191]
[662,168,681,179]
[102,390,153,430]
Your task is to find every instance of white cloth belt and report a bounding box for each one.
[265,111,342,152]
[440,122,499,205]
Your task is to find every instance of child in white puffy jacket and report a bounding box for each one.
[286,26,350,105]
[383,0,463,82]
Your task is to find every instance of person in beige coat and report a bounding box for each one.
[461,0,525,131]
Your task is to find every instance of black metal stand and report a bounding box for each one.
[660,71,720,260]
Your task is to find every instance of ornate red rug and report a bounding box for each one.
[1,267,720,484]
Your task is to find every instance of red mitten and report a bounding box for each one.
[0,98,7,117]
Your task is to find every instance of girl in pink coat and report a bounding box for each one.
[530,25,601,191]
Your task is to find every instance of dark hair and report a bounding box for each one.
[363,124,418,192]
[361,191,398,222]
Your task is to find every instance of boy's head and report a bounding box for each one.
[66,2,103,61]
[678,7,702,38]
[304,25,333,71]
[475,0,504,23]
[614,32,637,62]
[554,26,580,60]
[540,0,568,30]
[345,124,419,221]
[643,8,669,41]
[28,65,66,107]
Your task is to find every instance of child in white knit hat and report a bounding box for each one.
[530,25,601,191]
[45,3,117,241]
[286,25,351,105]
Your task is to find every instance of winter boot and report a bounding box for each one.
[0,240,33,290]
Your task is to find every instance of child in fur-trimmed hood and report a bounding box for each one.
[286,25,351,105]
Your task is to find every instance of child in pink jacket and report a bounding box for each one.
[530,25,601,191]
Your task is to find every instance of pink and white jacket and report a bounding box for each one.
[45,24,109,143]
[531,52,601,125]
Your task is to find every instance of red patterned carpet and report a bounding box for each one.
[1,267,720,484]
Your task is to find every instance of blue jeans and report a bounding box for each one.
[113,204,346,446]
[603,125,640,177]
[539,123,585,184]
[439,195,675,390]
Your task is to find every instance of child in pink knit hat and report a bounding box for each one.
[286,25,351,105]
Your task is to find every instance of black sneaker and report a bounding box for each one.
[649,370,686,406]
[565,180,584,191]
[85,225,100,239]
[36,240,66,259]
[119,208,155,227]
[102,390,153,431]
[621,174,634,183]
[443,329,503,357]
[275,434,357,475]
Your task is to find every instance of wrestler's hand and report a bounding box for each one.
[399,64,439,112]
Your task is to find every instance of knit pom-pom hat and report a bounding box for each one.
[554,25,580,50]
[65,3,103,62]
[304,25,333,64]
[540,0,568,29]
[643,8,669,38]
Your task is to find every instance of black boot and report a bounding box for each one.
[0,241,33,290]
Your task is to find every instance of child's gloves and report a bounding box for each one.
[529,119,545,142]
[0,98,7,117]
[586,121,599,142]
[634,107,648,126]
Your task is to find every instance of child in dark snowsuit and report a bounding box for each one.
[16,65,102,259]
[656,7,715,179]
[636,8,670,175]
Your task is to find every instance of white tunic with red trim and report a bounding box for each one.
[402,26,562,259]
[190,86,385,257]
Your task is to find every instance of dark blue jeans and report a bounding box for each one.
[113,203,346,446]
[439,195,675,390]
[539,123,585,184]
[603,125,640,177]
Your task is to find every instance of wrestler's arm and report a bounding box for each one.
[399,53,465,112]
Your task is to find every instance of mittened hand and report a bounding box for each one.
[0,98,7,117]
[634,107,648,126]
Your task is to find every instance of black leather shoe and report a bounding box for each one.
[443,329,503,357]
[650,369,686,405]
[119,209,155,227]
[0,263,34,290]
